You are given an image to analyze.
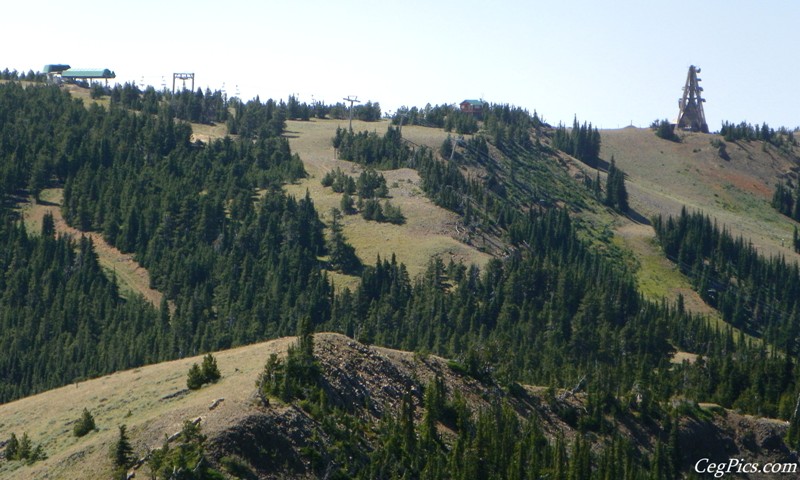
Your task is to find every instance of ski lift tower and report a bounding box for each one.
[675,65,709,133]
[343,96,361,131]
[173,73,195,93]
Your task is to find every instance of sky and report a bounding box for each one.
[3,0,799,130]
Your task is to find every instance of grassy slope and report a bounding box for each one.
[0,336,296,479]
[283,118,492,289]
[22,85,491,294]
[602,128,798,259]
[598,127,800,323]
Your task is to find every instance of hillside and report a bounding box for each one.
[17,187,165,307]
[4,80,800,478]
[0,333,794,479]
[601,127,799,260]
[283,118,493,287]
[554,127,800,316]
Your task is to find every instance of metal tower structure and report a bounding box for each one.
[343,96,361,131]
[676,65,708,133]
[172,73,195,93]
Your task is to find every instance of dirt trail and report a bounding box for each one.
[21,188,164,307]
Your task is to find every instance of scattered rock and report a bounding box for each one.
[160,389,189,402]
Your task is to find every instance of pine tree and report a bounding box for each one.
[17,433,31,461]
[73,408,97,437]
[327,208,361,273]
[340,192,355,214]
[794,226,800,254]
[605,156,629,213]
[187,363,204,390]
[201,353,221,384]
[111,425,134,470]
[5,433,19,461]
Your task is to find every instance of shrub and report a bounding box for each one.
[651,119,680,142]
[187,363,204,390]
[73,408,96,437]
[187,353,221,390]
[201,353,221,384]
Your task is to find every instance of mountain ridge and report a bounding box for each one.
[1,333,794,479]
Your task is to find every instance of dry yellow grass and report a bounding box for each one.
[601,127,798,259]
[0,336,296,479]
[62,83,111,109]
[190,121,229,143]
[284,118,492,280]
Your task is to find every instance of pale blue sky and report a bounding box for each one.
[3,0,798,130]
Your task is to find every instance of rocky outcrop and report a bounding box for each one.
[202,334,794,479]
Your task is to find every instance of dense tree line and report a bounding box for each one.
[391,103,457,128]
[391,103,480,134]
[323,100,382,122]
[552,117,601,167]
[227,96,288,138]
[481,103,541,153]
[391,102,541,141]
[0,81,330,402]
[653,208,800,354]
[103,82,229,125]
[0,214,163,401]
[333,125,410,168]
[720,120,797,148]
[0,69,45,82]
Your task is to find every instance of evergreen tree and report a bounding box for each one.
[201,353,221,384]
[340,191,355,214]
[187,363,205,390]
[17,433,31,461]
[605,156,629,213]
[111,425,134,471]
[326,208,361,274]
[651,119,680,142]
[4,433,18,461]
[73,408,97,437]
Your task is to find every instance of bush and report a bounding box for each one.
[4,432,46,464]
[651,119,680,142]
[201,353,221,384]
[187,363,205,390]
[73,408,96,437]
[187,353,221,390]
